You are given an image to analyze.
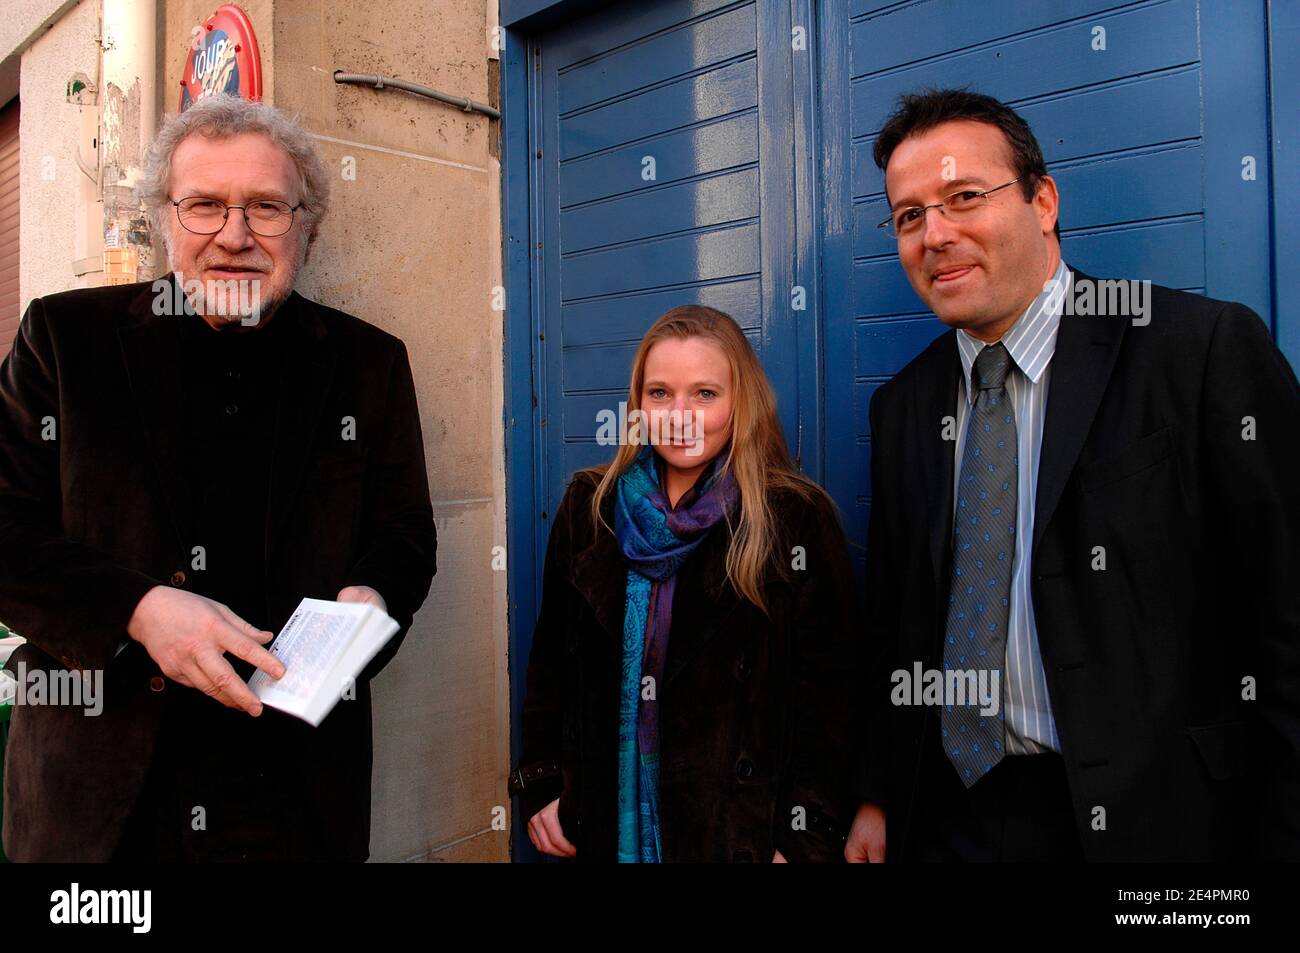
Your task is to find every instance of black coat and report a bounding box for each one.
[0,279,438,861]
[514,468,860,862]
[856,269,1300,861]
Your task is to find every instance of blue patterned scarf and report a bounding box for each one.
[613,443,738,862]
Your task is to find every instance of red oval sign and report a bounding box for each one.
[179,4,263,111]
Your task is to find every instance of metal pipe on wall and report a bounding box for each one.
[333,71,501,120]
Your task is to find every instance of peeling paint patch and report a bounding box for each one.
[101,78,142,183]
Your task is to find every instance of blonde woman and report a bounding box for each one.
[511,305,858,862]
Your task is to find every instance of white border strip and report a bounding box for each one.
[312,133,489,174]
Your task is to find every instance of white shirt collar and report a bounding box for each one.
[957,259,1070,402]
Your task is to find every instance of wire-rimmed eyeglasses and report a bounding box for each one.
[877,177,1024,238]
[172,196,303,238]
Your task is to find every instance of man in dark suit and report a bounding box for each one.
[844,89,1300,862]
[0,95,437,861]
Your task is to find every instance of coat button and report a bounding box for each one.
[735,757,754,781]
[150,676,166,692]
[735,656,752,681]
[170,570,187,587]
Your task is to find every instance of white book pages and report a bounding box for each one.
[303,609,398,725]
[249,597,398,726]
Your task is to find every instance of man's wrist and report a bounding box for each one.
[125,584,164,643]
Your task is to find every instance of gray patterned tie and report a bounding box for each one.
[942,342,1016,787]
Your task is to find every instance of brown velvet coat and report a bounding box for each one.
[0,278,437,861]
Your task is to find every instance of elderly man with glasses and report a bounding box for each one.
[0,94,437,862]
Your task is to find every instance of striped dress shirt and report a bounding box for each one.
[952,259,1070,754]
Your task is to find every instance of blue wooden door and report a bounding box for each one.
[529,0,805,532]
[502,4,809,847]
[818,0,1276,570]
[503,0,1284,859]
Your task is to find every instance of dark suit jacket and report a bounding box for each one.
[0,278,437,862]
[855,267,1300,861]
[514,470,860,862]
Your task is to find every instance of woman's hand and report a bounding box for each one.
[527,797,577,858]
[844,801,887,862]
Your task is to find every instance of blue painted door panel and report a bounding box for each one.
[532,0,802,527]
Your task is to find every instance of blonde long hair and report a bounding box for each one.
[586,305,823,614]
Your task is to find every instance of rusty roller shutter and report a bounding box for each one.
[0,97,17,358]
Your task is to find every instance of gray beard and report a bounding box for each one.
[183,279,289,329]
[164,229,307,329]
